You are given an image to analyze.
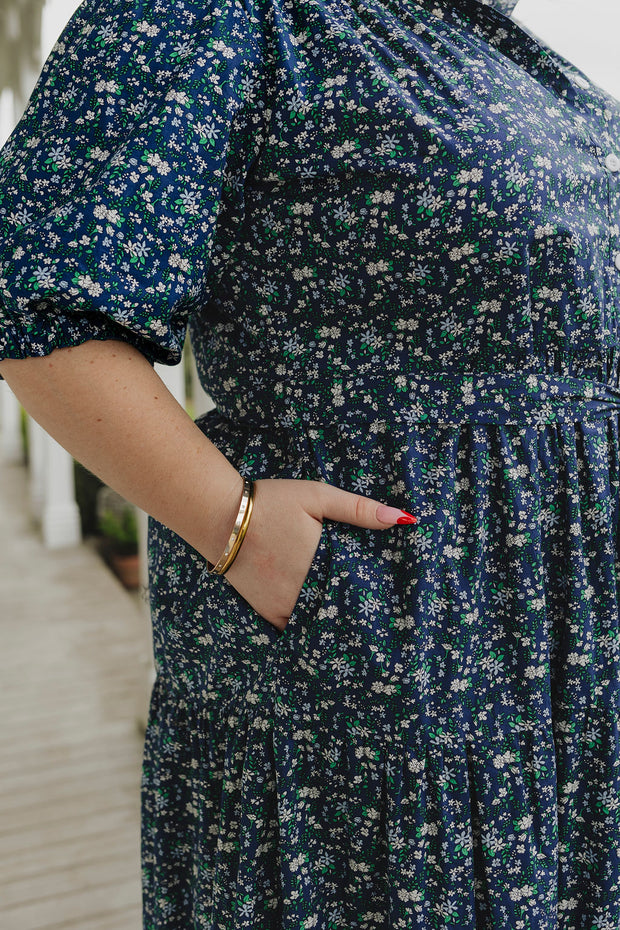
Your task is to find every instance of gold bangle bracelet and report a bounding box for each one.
[217,483,255,575]
[206,477,255,575]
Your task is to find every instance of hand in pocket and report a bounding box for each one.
[221,477,416,630]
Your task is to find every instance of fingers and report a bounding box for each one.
[316,482,418,529]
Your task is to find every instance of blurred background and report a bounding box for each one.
[0,0,618,928]
[514,0,620,99]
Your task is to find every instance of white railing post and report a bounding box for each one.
[0,381,24,464]
[41,434,82,548]
[27,415,46,518]
[136,506,150,607]
[155,359,186,408]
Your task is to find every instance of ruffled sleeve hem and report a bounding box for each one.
[0,293,184,380]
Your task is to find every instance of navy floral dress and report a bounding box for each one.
[1,0,620,925]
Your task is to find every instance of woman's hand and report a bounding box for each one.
[221,477,416,630]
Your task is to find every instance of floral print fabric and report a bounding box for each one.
[1,0,620,927]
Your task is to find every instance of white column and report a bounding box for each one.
[0,382,24,464]
[27,415,46,518]
[154,358,186,407]
[136,495,156,735]
[0,88,15,149]
[41,435,82,548]
[137,507,150,607]
[0,90,24,469]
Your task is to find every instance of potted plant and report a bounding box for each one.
[96,486,141,590]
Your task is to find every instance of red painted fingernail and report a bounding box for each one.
[376,504,419,525]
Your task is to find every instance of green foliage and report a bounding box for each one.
[19,406,28,464]
[98,504,139,555]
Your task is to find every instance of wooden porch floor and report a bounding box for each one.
[0,459,153,929]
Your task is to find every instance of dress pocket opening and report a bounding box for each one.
[267,516,334,655]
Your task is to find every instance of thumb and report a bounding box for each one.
[318,483,418,530]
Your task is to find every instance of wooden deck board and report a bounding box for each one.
[0,461,152,930]
[41,905,143,930]
[2,877,142,930]
[0,824,142,884]
[2,848,141,909]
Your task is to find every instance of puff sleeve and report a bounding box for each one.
[0,0,267,377]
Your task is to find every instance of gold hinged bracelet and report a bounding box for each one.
[206,477,255,575]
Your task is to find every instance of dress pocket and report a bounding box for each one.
[264,516,334,656]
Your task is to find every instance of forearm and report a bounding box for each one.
[0,339,243,565]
